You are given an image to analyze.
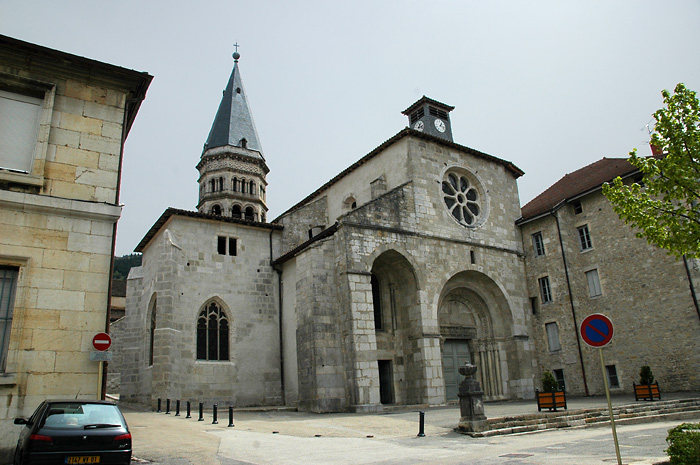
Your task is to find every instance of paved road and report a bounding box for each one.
[123,399,699,465]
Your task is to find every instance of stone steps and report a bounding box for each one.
[462,398,700,437]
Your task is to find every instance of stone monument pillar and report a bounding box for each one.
[456,362,488,433]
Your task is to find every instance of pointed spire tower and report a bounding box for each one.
[196,48,269,222]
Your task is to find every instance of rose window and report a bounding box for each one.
[442,171,483,227]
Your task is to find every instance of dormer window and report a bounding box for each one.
[240,138,247,148]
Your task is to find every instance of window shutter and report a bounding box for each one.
[0,90,42,173]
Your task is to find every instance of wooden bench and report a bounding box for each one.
[536,390,567,412]
[634,382,661,401]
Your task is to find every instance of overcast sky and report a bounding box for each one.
[3,1,700,256]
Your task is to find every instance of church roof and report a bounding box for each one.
[273,128,523,221]
[134,207,282,253]
[518,157,638,223]
[203,52,264,159]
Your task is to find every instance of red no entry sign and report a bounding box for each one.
[580,314,614,348]
[92,332,112,351]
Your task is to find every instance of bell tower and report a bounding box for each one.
[402,96,455,142]
[196,48,269,222]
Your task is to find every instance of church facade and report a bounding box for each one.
[114,52,700,413]
[115,53,536,412]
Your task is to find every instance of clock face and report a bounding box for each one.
[434,119,446,133]
[413,121,424,132]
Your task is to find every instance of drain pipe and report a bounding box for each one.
[270,229,285,403]
[554,211,589,396]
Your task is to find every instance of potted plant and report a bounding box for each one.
[536,370,567,412]
[634,365,660,401]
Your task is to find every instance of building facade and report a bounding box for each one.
[518,158,700,396]
[0,35,150,457]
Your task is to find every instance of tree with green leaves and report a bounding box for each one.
[602,83,700,259]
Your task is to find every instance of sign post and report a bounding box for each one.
[92,332,112,401]
[580,314,621,465]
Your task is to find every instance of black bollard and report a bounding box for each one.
[157,398,162,413]
[198,402,204,421]
[212,404,218,424]
[175,399,180,416]
[165,399,171,414]
[186,401,191,419]
[417,411,425,437]
[228,406,234,427]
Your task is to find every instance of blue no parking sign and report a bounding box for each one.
[580,314,614,348]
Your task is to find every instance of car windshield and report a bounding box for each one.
[41,403,125,430]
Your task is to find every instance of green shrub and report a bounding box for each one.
[665,422,700,465]
[541,370,558,392]
[639,365,655,385]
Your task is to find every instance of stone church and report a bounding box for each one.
[114,52,700,412]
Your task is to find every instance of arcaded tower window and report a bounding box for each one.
[441,168,487,227]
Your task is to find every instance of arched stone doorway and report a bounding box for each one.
[370,250,422,405]
[438,271,512,401]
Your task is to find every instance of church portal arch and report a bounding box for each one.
[438,270,512,401]
[370,249,423,405]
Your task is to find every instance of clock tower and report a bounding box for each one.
[402,96,455,142]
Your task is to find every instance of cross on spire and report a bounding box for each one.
[232,42,241,62]
[233,42,240,52]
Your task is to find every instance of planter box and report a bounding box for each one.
[536,389,567,412]
[634,382,661,401]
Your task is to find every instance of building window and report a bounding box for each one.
[233,178,239,192]
[196,302,229,361]
[532,232,545,256]
[577,225,592,250]
[217,236,237,256]
[530,297,538,315]
[241,180,247,194]
[232,205,242,219]
[210,204,221,216]
[0,266,19,372]
[538,276,552,303]
[586,269,602,297]
[553,369,566,391]
[371,274,383,331]
[0,90,42,173]
[470,250,476,264]
[572,201,583,215]
[545,322,561,352]
[441,168,486,227]
[249,181,255,195]
[606,365,620,388]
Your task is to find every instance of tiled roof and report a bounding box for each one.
[519,158,637,222]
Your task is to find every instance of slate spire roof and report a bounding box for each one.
[203,51,264,159]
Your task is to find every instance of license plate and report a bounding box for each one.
[65,456,100,464]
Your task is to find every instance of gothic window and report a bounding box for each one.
[577,225,592,250]
[0,266,19,372]
[148,295,157,366]
[196,301,229,361]
[231,205,242,219]
[538,276,552,303]
[210,204,221,216]
[441,168,486,228]
[244,207,254,221]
